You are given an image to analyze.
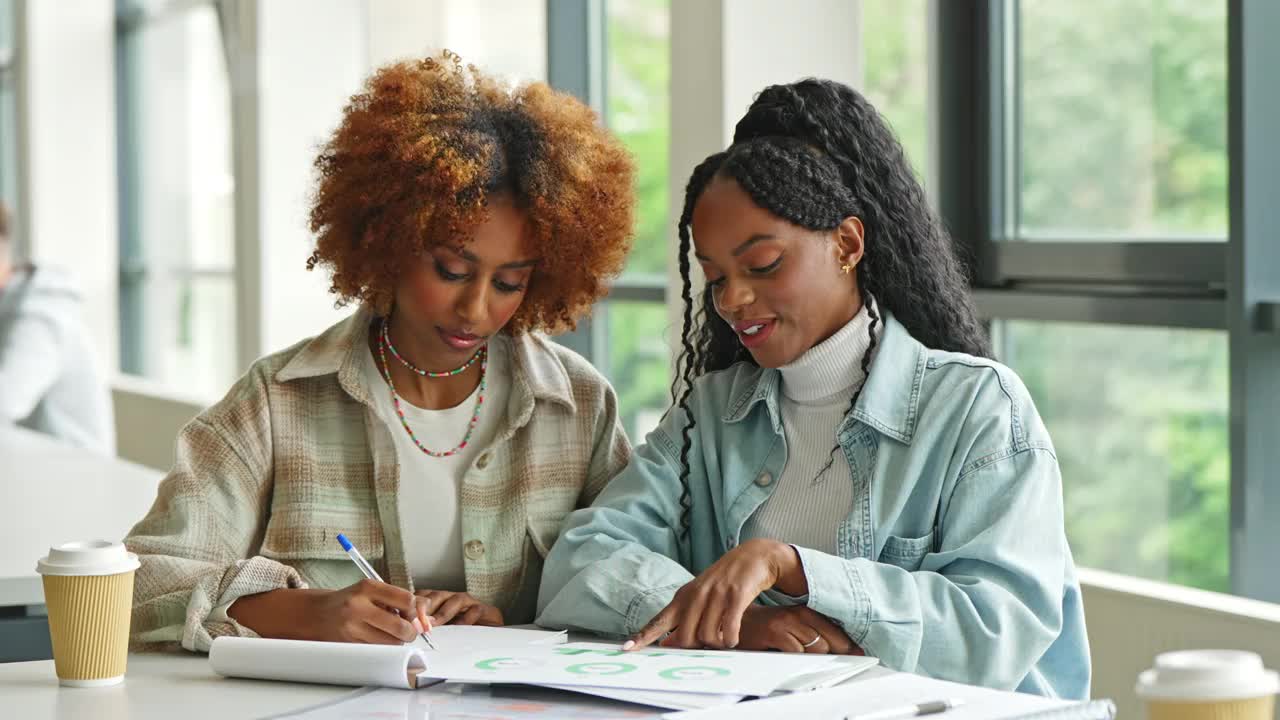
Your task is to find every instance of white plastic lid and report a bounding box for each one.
[36,540,140,577]
[1136,650,1280,701]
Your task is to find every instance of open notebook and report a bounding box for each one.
[209,626,566,689]
[209,628,878,712]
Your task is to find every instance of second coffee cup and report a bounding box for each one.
[1137,649,1279,720]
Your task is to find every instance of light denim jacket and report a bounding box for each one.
[537,313,1090,698]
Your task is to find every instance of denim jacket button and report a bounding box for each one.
[755,472,773,487]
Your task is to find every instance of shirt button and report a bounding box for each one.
[725,535,735,548]
[464,540,486,560]
[476,453,491,470]
[755,472,773,487]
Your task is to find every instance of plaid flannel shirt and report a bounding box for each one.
[125,305,630,652]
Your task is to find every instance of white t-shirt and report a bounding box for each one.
[360,335,510,591]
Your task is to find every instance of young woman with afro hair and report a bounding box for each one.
[538,79,1090,697]
[126,52,636,651]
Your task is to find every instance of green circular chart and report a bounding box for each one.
[474,657,542,671]
[658,666,732,681]
[564,662,638,676]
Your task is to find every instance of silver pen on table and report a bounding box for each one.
[847,698,966,720]
[336,533,436,650]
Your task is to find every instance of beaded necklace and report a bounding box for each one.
[376,321,486,458]
[382,317,482,376]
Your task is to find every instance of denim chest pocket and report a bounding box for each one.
[878,529,937,572]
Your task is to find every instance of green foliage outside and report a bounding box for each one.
[862,1,931,186]
[1003,322,1229,592]
[604,0,672,440]
[1013,0,1230,591]
[1020,0,1227,235]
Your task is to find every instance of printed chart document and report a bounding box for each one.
[419,641,842,696]
[539,654,880,711]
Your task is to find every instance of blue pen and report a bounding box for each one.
[336,533,436,649]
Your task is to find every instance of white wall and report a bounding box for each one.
[258,0,369,355]
[111,376,203,471]
[367,0,546,81]
[438,0,546,83]
[721,0,863,142]
[22,0,117,370]
[366,0,446,69]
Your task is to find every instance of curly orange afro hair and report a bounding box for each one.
[306,51,635,334]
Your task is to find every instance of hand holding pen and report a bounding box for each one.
[337,533,436,649]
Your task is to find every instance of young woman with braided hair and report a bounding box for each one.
[538,79,1089,698]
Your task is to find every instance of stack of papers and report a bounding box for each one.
[419,639,878,711]
[659,672,1108,720]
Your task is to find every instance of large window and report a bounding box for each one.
[570,0,671,441]
[116,0,236,400]
[924,0,1270,596]
[997,1,1230,592]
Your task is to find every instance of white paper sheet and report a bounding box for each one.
[659,672,1073,720]
[419,640,839,696]
[210,637,425,689]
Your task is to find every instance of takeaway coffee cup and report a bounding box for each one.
[36,540,140,687]
[1137,650,1279,720]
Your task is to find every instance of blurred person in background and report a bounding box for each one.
[0,201,115,454]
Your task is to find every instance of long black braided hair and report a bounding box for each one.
[669,79,990,533]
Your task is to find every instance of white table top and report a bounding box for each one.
[0,650,901,720]
[1,652,350,720]
[1,426,163,606]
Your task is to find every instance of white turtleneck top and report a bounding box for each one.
[740,301,879,555]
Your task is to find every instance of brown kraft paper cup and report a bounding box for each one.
[1147,696,1275,720]
[41,571,135,686]
[1138,650,1279,720]
[36,540,141,687]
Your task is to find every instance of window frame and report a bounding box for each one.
[546,0,668,378]
[936,0,1280,601]
[114,0,255,383]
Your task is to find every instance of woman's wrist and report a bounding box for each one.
[227,588,320,640]
[769,541,809,596]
